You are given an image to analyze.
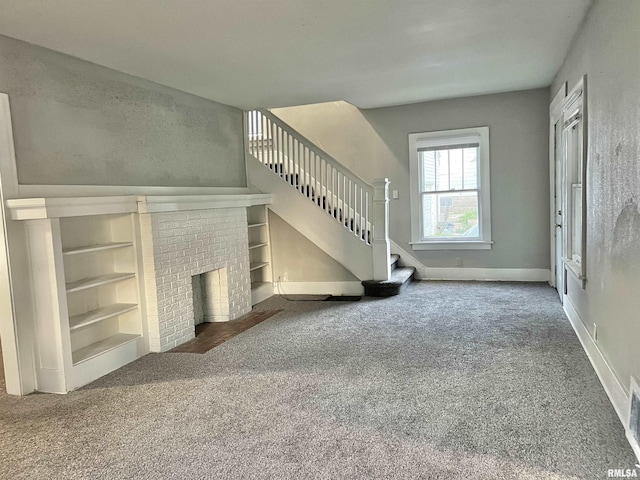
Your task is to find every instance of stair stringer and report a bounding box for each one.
[248,156,373,281]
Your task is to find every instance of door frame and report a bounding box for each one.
[549,83,567,295]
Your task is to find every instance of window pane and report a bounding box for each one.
[422,191,479,238]
[435,150,449,191]
[421,151,436,192]
[463,147,478,189]
[449,148,463,190]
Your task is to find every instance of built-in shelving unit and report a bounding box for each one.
[61,213,144,371]
[247,204,274,305]
[6,196,146,393]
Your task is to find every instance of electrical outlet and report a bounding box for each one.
[282,273,289,282]
[593,323,597,341]
[392,190,399,199]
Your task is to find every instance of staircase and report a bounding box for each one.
[245,109,414,296]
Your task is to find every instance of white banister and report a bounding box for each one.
[372,178,390,281]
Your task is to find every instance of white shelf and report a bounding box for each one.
[72,333,140,365]
[69,304,138,331]
[249,262,269,272]
[66,272,136,293]
[251,281,270,291]
[248,222,267,228]
[248,242,268,250]
[63,242,133,256]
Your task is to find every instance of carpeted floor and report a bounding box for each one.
[0,282,635,479]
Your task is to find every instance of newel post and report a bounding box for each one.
[372,178,390,281]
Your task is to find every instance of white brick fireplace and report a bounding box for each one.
[138,195,270,352]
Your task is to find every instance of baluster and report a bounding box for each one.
[269,120,275,169]
[323,161,328,212]
[304,147,313,198]
[340,174,349,226]
[252,111,257,156]
[279,126,283,175]
[272,123,278,173]
[365,191,370,244]
[331,166,336,217]
[293,138,299,190]
[262,114,268,165]
[360,187,364,240]
[311,151,316,202]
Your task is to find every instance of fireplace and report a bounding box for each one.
[137,197,261,352]
[192,268,230,325]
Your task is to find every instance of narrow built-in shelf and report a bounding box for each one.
[251,281,270,291]
[66,272,136,293]
[63,242,133,256]
[248,243,268,250]
[248,223,267,228]
[69,303,138,331]
[72,333,140,365]
[249,262,269,272]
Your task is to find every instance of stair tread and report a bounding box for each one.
[362,266,416,287]
[390,254,400,267]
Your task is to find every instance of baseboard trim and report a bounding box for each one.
[563,295,635,459]
[420,267,550,282]
[275,281,364,296]
[389,241,550,282]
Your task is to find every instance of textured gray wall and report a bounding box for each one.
[273,88,550,270]
[552,1,640,395]
[269,211,357,283]
[0,35,246,187]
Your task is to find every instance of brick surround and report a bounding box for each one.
[139,208,251,351]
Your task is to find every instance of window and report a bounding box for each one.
[562,78,586,283]
[408,127,492,250]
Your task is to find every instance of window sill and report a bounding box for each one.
[410,241,493,251]
[562,257,586,288]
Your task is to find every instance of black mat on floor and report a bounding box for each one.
[323,295,362,301]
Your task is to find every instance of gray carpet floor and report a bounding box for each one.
[0,281,635,479]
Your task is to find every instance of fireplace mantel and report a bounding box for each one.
[7,193,272,219]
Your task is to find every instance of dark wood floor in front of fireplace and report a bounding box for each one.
[169,309,282,354]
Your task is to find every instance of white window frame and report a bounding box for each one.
[561,77,587,286]
[408,126,492,250]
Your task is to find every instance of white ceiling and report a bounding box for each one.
[0,0,592,109]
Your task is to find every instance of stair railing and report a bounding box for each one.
[245,109,390,281]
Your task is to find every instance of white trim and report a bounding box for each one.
[7,196,138,220]
[549,83,567,288]
[137,193,272,213]
[390,240,548,282]
[408,126,491,249]
[18,184,252,198]
[418,268,550,282]
[562,294,635,460]
[275,281,364,296]
[410,240,493,251]
[7,194,273,219]
[562,76,587,288]
[0,94,36,395]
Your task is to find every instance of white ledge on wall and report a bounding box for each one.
[410,241,494,251]
[6,196,138,220]
[136,194,272,213]
[6,193,273,219]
